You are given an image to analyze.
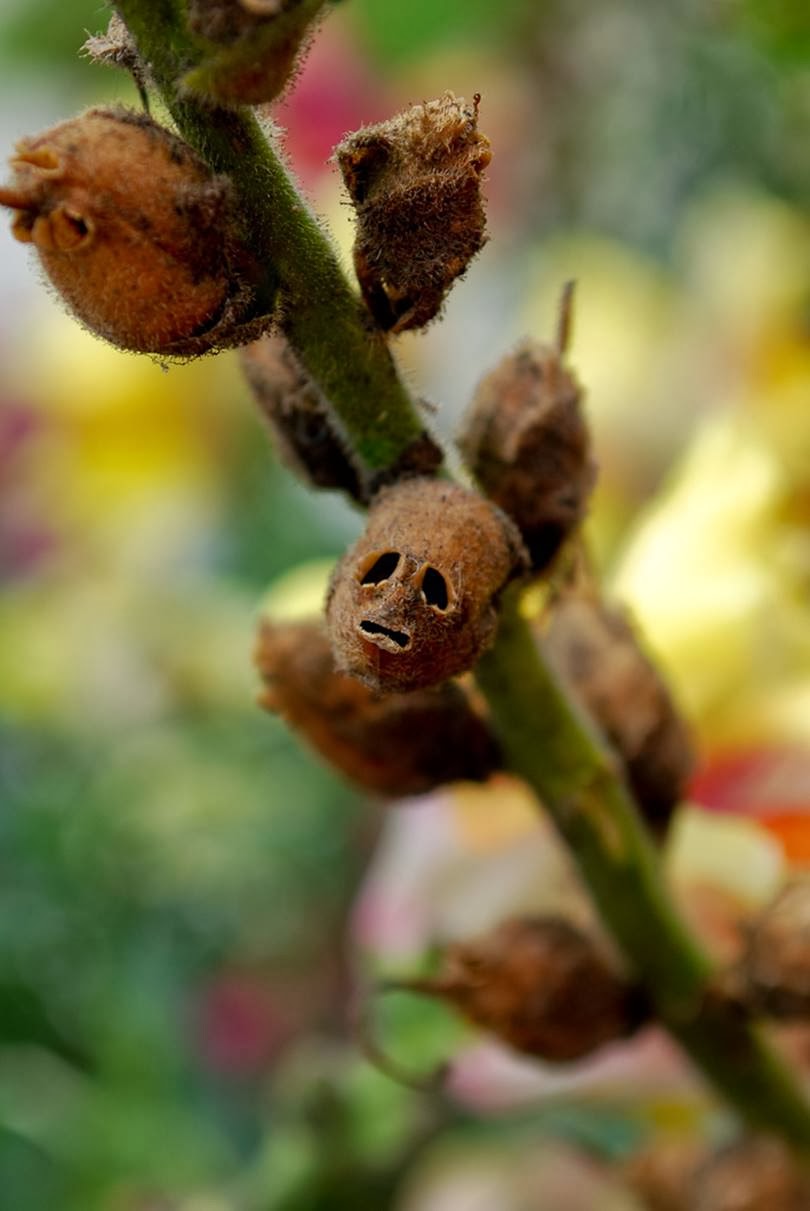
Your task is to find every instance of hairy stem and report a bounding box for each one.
[114,0,810,1149]
[116,0,429,477]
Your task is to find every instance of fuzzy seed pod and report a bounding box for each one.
[255,619,500,794]
[0,108,270,356]
[336,92,491,333]
[326,478,527,693]
[185,0,326,105]
[401,917,644,1062]
[692,1137,810,1211]
[542,592,693,837]
[459,296,596,571]
[742,880,810,1018]
[241,334,364,501]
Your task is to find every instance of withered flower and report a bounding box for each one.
[336,92,491,333]
[326,477,527,693]
[255,619,500,795]
[0,108,270,355]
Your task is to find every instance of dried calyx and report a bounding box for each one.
[0,108,272,356]
[255,619,500,795]
[386,916,645,1062]
[336,92,491,333]
[459,283,596,572]
[542,587,693,838]
[326,477,528,693]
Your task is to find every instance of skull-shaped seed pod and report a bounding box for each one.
[396,917,645,1062]
[458,290,596,572]
[255,619,501,795]
[0,108,270,356]
[692,1137,810,1211]
[542,590,693,838]
[326,478,528,693]
[336,92,491,333]
[741,880,810,1018]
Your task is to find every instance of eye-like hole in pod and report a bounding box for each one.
[419,565,449,611]
[359,550,400,585]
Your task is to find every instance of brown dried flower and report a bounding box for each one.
[0,108,269,355]
[458,285,596,571]
[255,619,500,795]
[402,917,644,1062]
[326,477,527,693]
[742,879,810,1018]
[542,590,693,837]
[336,92,491,333]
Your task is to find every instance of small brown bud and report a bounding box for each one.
[458,289,596,571]
[255,619,500,795]
[326,478,527,693]
[742,880,810,1018]
[240,334,364,501]
[0,108,270,356]
[542,591,693,837]
[692,1137,810,1211]
[185,0,326,106]
[336,92,491,333]
[404,917,644,1062]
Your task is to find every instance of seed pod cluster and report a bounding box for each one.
[336,92,491,333]
[185,0,326,105]
[241,334,364,501]
[326,477,527,693]
[458,308,596,571]
[542,591,693,837]
[255,619,500,795]
[741,879,810,1018]
[0,108,270,356]
[400,917,644,1062]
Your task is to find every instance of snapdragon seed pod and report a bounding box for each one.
[326,478,527,693]
[255,619,500,794]
[0,108,271,356]
[336,92,491,333]
[399,917,644,1062]
[459,292,596,571]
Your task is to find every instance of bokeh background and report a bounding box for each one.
[0,1,808,1207]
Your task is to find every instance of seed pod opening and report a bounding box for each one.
[742,879,810,1018]
[542,591,693,837]
[402,917,644,1062]
[459,298,596,571]
[255,619,501,795]
[336,92,491,333]
[0,108,271,356]
[326,478,527,693]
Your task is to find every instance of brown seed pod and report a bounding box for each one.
[0,107,270,356]
[326,477,527,693]
[185,0,326,106]
[336,92,491,333]
[254,619,501,795]
[542,591,694,838]
[622,1139,705,1211]
[458,286,596,571]
[398,917,645,1062]
[692,1137,810,1211]
[240,334,364,501]
[742,880,810,1018]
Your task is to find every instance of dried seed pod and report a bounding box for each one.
[255,619,500,794]
[458,288,596,571]
[241,334,364,501]
[0,108,270,356]
[400,917,644,1062]
[542,591,693,837]
[742,880,810,1018]
[326,478,527,693]
[185,0,326,105]
[336,92,491,333]
[622,1139,705,1211]
[692,1137,810,1211]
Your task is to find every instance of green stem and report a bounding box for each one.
[113,0,810,1150]
[116,0,429,476]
